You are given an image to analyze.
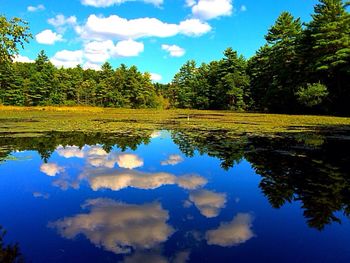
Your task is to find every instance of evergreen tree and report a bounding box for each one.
[305,0,350,113]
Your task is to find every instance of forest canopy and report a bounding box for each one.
[0,0,349,114]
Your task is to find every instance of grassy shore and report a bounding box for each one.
[0,106,350,136]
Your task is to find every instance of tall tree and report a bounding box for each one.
[305,0,350,114]
[248,12,303,112]
[171,60,197,108]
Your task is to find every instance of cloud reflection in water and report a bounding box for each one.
[50,198,174,254]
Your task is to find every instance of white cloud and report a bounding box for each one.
[81,0,163,7]
[161,45,185,57]
[48,14,77,33]
[84,40,114,63]
[88,170,177,191]
[178,19,212,36]
[188,189,226,218]
[116,153,144,169]
[85,146,144,169]
[81,167,207,191]
[176,174,207,190]
[190,0,233,20]
[150,73,162,82]
[240,5,247,12]
[56,145,85,158]
[13,55,34,63]
[82,39,144,66]
[161,154,184,165]
[40,163,64,177]
[87,153,117,169]
[83,61,102,70]
[77,15,211,41]
[113,39,144,57]
[87,145,108,156]
[186,0,196,7]
[50,198,174,254]
[50,50,84,68]
[27,4,45,12]
[35,29,63,45]
[206,213,254,246]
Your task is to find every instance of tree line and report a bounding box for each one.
[0,51,163,108]
[163,0,350,114]
[0,0,349,114]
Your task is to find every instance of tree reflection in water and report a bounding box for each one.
[1,128,350,230]
[0,226,23,263]
[172,129,350,230]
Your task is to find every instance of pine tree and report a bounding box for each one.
[306,0,350,113]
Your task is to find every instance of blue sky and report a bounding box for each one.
[1,0,318,82]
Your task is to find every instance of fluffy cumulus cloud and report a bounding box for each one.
[51,39,142,68]
[13,55,34,63]
[113,39,144,57]
[188,189,226,218]
[35,29,63,45]
[205,213,254,246]
[86,146,116,168]
[150,73,162,82]
[40,163,64,177]
[85,147,144,169]
[178,19,211,36]
[84,40,114,63]
[188,0,233,20]
[83,61,102,70]
[116,153,144,169]
[50,50,84,68]
[176,174,207,190]
[81,0,163,7]
[50,198,174,254]
[82,167,207,191]
[56,145,85,158]
[88,170,176,191]
[161,154,184,165]
[161,45,185,57]
[77,15,211,41]
[27,4,45,12]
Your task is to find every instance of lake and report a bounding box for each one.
[1,128,350,262]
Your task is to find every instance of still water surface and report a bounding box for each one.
[0,129,350,262]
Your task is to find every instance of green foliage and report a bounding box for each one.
[249,12,302,113]
[0,226,23,263]
[169,48,250,110]
[1,1,349,114]
[248,1,350,115]
[0,51,161,109]
[295,83,329,107]
[0,15,32,63]
[305,0,350,113]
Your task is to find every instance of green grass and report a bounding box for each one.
[0,106,350,136]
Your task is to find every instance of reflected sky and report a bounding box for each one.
[0,130,350,262]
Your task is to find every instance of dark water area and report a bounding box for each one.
[0,129,350,263]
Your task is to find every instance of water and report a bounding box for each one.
[0,129,350,262]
